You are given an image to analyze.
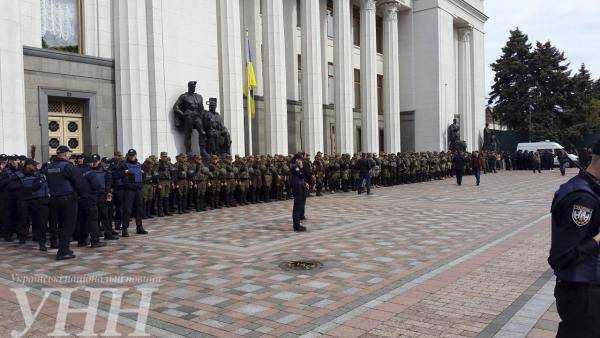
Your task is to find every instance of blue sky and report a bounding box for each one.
[485,0,600,98]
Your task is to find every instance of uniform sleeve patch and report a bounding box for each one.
[572,205,593,227]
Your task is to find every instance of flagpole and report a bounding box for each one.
[245,29,253,156]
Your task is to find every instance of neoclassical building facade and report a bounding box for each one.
[0,0,487,161]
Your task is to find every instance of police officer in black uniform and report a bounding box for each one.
[549,140,600,337]
[290,154,307,232]
[15,159,50,250]
[117,149,148,237]
[84,154,118,241]
[44,146,81,260]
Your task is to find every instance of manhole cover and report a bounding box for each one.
[279,260,323,271]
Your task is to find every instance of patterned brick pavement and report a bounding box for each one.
[0,169,572,337]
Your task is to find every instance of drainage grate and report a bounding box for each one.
[279,260,323,271]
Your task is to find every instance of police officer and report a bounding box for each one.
[15,159,49,248]
[44,146,80,260]
[117,149,148,237]
[291,154,307,232]
[549,140,600,337]
[83,155,118,241]
[76,155,108,248]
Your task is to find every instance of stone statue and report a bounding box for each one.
[203,98,231,156]
[173,82,232,156]
[483,123,499,152]
[447,118,461,151]
[173,81,205,154]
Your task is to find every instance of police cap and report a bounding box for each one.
[0,154,6,161]
[127,149,137,157]
[56,145,72,155]
[18,155,28,161]
[24,158,39,167]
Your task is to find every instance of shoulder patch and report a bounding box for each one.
[572,204,594,227]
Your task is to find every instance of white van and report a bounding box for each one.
[516,141,579,166]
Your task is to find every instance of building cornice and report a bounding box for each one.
[23,46,115,68]
[446,0,488,22]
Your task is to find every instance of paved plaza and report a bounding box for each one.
[0,169,572,337]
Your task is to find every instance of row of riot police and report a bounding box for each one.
[0,146,148,261]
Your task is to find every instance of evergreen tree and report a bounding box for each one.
[592,78,600,100]
[562,64,595,147]
[488,29,533,135]
[529,41,571,142]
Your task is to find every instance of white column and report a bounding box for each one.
[20,0,41,48]
[283,0,299,100]
[458,27,473,150]
[218,0,245,156]
[84,0,113,58]
[334,0,354,154]
[472,28,486,149]
[320,0,329,105]
[380,1,401,153]
[113,0,152,158]
[360,0,379,153]
[0,1,27,154]
[145,0,167,155]
[301,0,324,156]
[261,0,289,155]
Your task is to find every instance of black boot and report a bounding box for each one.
[136,224,148,235]
[146,202,154,219]
[163,198,171,216]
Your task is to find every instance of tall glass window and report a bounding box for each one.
[354,69,361,110]
[41,0,82,53]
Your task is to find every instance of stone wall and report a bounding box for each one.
[23,48,115,161]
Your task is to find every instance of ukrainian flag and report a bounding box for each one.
[245,34,257,118]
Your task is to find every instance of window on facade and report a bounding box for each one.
[352,6,360,47]
[41,0,83,54]
[354,69,361,110]
[328,63,335,105]
[376,16,383,54]
[377,74,383,115]
[297,0,302,28]
[327,0,334,38]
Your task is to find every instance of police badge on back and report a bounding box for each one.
[572,204,593,227]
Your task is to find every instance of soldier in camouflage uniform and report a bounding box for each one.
[141,156,157,219]
[249,157,262,203]
[157,152,172,217]
[223,156,237,207]
[192,156,209,211]
[237,158,250,205]
[261,157,273,202]
[208,156,222,209]
[174,154,190,214]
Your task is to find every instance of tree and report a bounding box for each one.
[529,41,571,142]
[488,29,533,136]
[561,64,596,147]
[592,78,600,100]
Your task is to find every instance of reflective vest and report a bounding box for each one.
[84,169,106,195]
[124,161,143,187]
[45,160,74,196]
[16,172,49,199]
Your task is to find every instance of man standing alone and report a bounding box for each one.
[452,151,466,186]
[358,153,375,195]
[291,154,307,232]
